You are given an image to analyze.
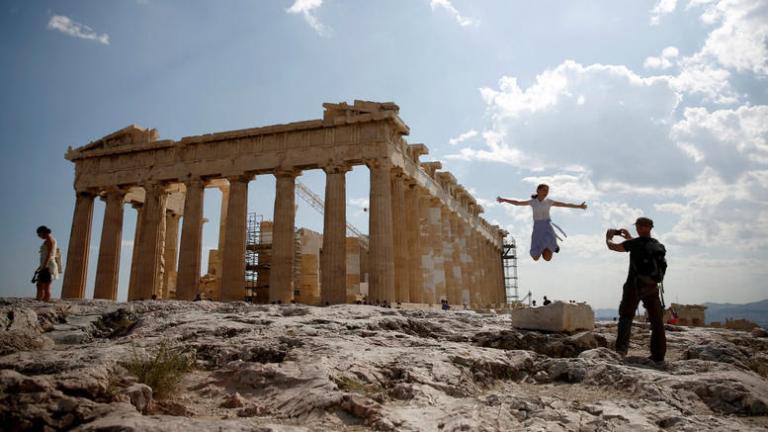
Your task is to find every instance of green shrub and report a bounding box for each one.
[123,341,193,399]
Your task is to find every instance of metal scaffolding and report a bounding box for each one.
[502,238,519,304]
[245,213,270,302]
[295,180,369,250]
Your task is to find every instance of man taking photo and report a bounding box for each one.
[606,217,667,364]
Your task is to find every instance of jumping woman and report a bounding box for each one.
[497,184,587,261]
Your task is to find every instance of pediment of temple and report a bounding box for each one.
[66,125,159,160]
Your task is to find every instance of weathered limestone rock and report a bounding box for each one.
[2,299,768,430]
[509,301,595,332]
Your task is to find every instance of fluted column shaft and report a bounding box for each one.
[418,195,435,304]
[128,203,143,298]
[404,183,422,303]
[430,200,447,303]
[484,240,493,306]
[221,176,250,301]
[176,178,205,300]
[61,191,95,299]
[447,213,463,306]
[368,160,395,303]
[391,170,409,303]
[131,183,167,300]
[162,211,181,299]
[94,189,126,300]
[469,234,483,307]
[321,164,350,304]
[271,170,299,303]
[458,221,471,307]
[442,207,459,305]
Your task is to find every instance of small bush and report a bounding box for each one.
[123,341,193,399]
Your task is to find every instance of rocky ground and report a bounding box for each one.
[1,298,767,431]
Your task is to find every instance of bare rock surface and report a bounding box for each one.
[1,298,767,431]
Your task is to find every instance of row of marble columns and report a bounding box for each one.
[61,161,505,306]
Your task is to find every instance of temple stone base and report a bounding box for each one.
[509,302,594,332]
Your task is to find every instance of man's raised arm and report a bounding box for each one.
[606,229,629,252]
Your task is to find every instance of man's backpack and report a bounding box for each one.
[632,239,667,283]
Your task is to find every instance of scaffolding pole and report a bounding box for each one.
[502,238,519,304]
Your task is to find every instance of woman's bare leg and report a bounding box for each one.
[543,249,553,261]
[42,283,52,302]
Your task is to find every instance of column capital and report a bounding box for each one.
[364,158,392,170]
[390,166,407,179]
[141,181,171,196]
[99,187,128,201]
[225,173,254,184]
[322,162,352,175]
[274,168,301,179]
[75,189,98,199]
[182,176,206,188]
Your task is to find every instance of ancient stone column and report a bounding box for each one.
[391,169,409,303]
[61,191,95,299]
[418,194,435,305]
[469,234,483,308]
[367,160,395,304]
[127,202,144,298]
[94,189,126,300]
[429,199,447,303]
[162,210,181,299]
[320,163,350,305]
[211,182,230,298]
[176,178,205,300]
[404,182,422,304]
[458,220,472,307]
[271,169,300,304]
[447,213,463,306]
[131,183,167,300]
[155,204,168,298]
[220,175,250,301]
[441,207,459,306]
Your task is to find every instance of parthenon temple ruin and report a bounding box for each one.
[61,101,508,308]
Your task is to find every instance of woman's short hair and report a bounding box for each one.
[36,225,51,235]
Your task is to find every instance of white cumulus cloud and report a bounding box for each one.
[287,0,330,36]
[692,0,768,75]
[453,60,691,186]
[671,105,768,179]
[47,15,109,45]
[650,0,678,25]
[644,46,680,69]
[430,0,479,27]
[448,129,478,145]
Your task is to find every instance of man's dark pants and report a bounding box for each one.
[616,278,666,361]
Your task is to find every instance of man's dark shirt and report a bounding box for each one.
[620,237,658,284]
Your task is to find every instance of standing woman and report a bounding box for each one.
[497,184,587,261]
[35,226,59,301]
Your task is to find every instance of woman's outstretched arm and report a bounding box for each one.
[551,200,587,210]
[496,196,530,206]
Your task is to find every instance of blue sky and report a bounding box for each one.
[1,0,766,308]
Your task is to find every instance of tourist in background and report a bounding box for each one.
[34,226,59,302]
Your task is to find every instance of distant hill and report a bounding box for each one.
[703,299,768,328]
[594,308,618,320]
[593,299,768,328]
